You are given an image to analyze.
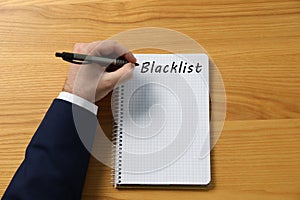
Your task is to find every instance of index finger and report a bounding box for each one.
[91,40,137,63]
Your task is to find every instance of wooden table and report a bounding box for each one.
[0,0,299,199]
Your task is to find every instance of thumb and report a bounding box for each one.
[109,63,135,88]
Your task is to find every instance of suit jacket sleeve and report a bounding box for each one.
[2,99,97,200]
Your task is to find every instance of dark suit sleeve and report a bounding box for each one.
[2,99,97,200]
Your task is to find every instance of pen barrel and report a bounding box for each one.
[85,56,114,66]
[57,52,130,69]
[84,56,128,67]
[115,59,128,67]
[73,53,87,61]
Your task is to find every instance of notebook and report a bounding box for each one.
[112,54,210,188]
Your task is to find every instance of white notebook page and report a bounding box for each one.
[113,54,210,187]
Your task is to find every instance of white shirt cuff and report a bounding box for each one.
[56,91,98,115]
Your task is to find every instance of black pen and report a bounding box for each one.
[55,52,139,68]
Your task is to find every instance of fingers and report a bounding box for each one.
[94,40,127,57]
[105,63,135,88]
[123,52,137,63]
[96,40,136,63]
[73,42,95,54]
[74,40,136,63]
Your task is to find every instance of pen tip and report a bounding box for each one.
[135,63,139,66]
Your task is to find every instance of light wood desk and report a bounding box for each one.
[0,0,299,199]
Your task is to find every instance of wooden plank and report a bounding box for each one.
[0,0,299,199]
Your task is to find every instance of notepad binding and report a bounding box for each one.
[111,85,124,187]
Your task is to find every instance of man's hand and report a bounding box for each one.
[63,40,136,102]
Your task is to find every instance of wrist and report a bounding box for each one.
[62,82,95,103]
[62,82,73,95]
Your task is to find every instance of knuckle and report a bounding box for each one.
[108,40,117,45]
[73,43,83,52]
[73,43,90,53]
[107,40,119,48]
[73,43,81,49]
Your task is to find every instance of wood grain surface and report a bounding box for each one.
[0,0,299,199]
